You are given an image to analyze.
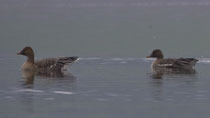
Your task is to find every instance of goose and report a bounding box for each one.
[17,46,78,73]
[147,49,198,69]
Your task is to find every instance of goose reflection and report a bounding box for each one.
[151,66,196,79]
[21,70,76,87]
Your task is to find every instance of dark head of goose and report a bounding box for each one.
[17,46,34,57]
[147,49,164,59]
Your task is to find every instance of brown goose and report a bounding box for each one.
[17,46,78,73]
[147,49,198,69]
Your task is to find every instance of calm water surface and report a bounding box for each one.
[1,57,210,118]
[1,0,210,118]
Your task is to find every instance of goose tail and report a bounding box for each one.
[56,56,79,66]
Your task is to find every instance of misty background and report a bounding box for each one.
[0,0,210,58]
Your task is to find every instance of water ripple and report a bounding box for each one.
[17,89,44,93]
[52,91,74,95]
[198,58,210,64]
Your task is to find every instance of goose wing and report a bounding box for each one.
[157,58,198,68]
[35,56,78,72]
[172,58,198,68]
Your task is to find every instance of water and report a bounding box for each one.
[1,0,210,118]
[1,57,210,118]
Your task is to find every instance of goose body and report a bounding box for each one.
[18,47,78,73]
[147,49,198,69]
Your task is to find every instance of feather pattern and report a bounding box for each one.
[35,57,78,72]
[156,58,198,68]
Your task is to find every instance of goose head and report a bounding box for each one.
[147,49,164,59]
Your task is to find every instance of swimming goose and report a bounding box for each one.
[147,49,198,69]
[17,46,78,72]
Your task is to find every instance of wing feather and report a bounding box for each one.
[35,56,78,72]
[157,58,198,68]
